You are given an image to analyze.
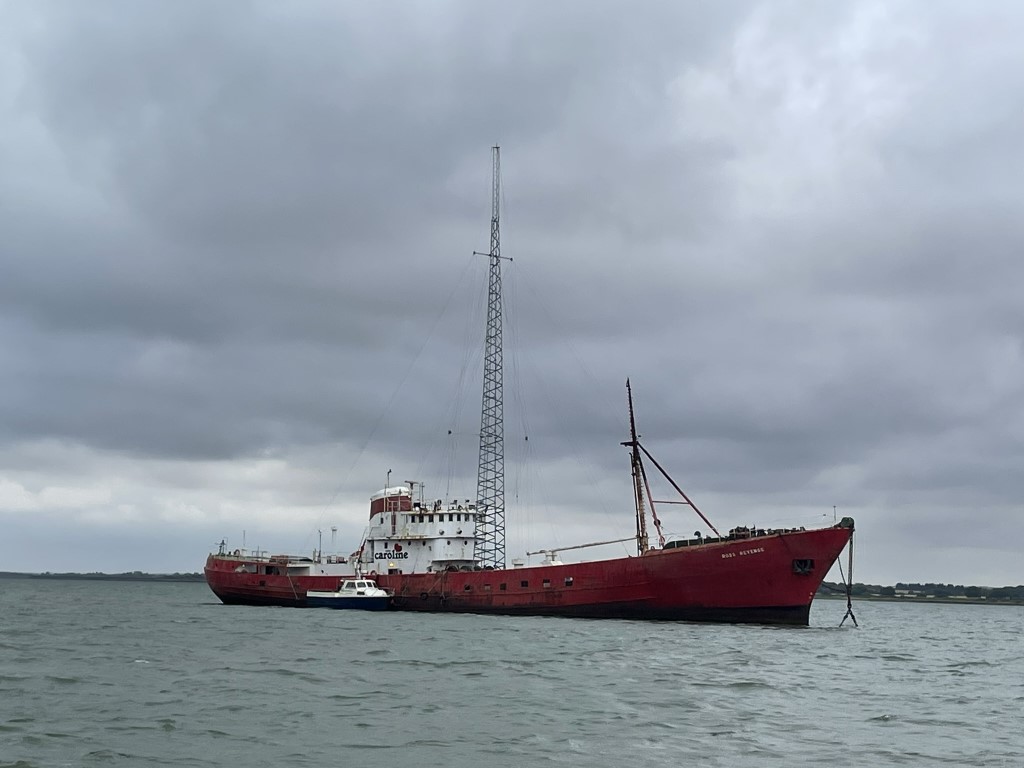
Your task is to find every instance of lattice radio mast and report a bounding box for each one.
[475,146,508,569]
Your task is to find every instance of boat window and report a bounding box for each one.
[564,577,574,587]
[343,581,356,589]
[499,583,507,591]
[520,580,528,588]
[449,514,455,522]
[464,584,472,591]
[428,515,434,523]
[542,579,551,588]
[483,584,491,591]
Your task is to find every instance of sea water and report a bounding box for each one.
[1,579,1021,767]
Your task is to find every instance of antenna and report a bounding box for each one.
[475,146,508,569]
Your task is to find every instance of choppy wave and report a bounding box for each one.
[0,581,1022,767]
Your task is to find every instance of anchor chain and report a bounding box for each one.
[838,532,858,627]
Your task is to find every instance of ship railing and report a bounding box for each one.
[664,526,810,550]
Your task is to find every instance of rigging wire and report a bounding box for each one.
[504,262,625,528]
[501,259,536,554]
[414,255,488,502]
[303,253,483,549]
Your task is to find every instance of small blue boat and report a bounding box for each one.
[305,579,392,610]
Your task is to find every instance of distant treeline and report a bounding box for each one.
[1,571,1021,597]
[0,571,205,582]
[820,581,1024,602]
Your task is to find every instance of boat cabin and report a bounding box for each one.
[339,580,381,594]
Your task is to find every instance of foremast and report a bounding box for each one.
[475,146,508,569]
[622,380,722,553]
[625,379,650,555]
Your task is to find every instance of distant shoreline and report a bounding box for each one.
[0,571,205,583]
[817,593,1024,607]
[817,580,1024,606]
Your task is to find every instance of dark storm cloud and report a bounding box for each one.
[2,0,755,460]
[2,1,1023,584]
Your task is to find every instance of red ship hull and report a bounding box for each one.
[204,522,853,625]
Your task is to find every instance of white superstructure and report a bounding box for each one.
[357,486,484,575]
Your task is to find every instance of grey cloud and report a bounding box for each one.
[1,1,1023,585]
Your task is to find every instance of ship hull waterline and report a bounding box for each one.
[204,523,853,626]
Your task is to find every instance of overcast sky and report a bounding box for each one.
[2,1,1022,587]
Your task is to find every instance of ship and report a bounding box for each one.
[204,147,855,625]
